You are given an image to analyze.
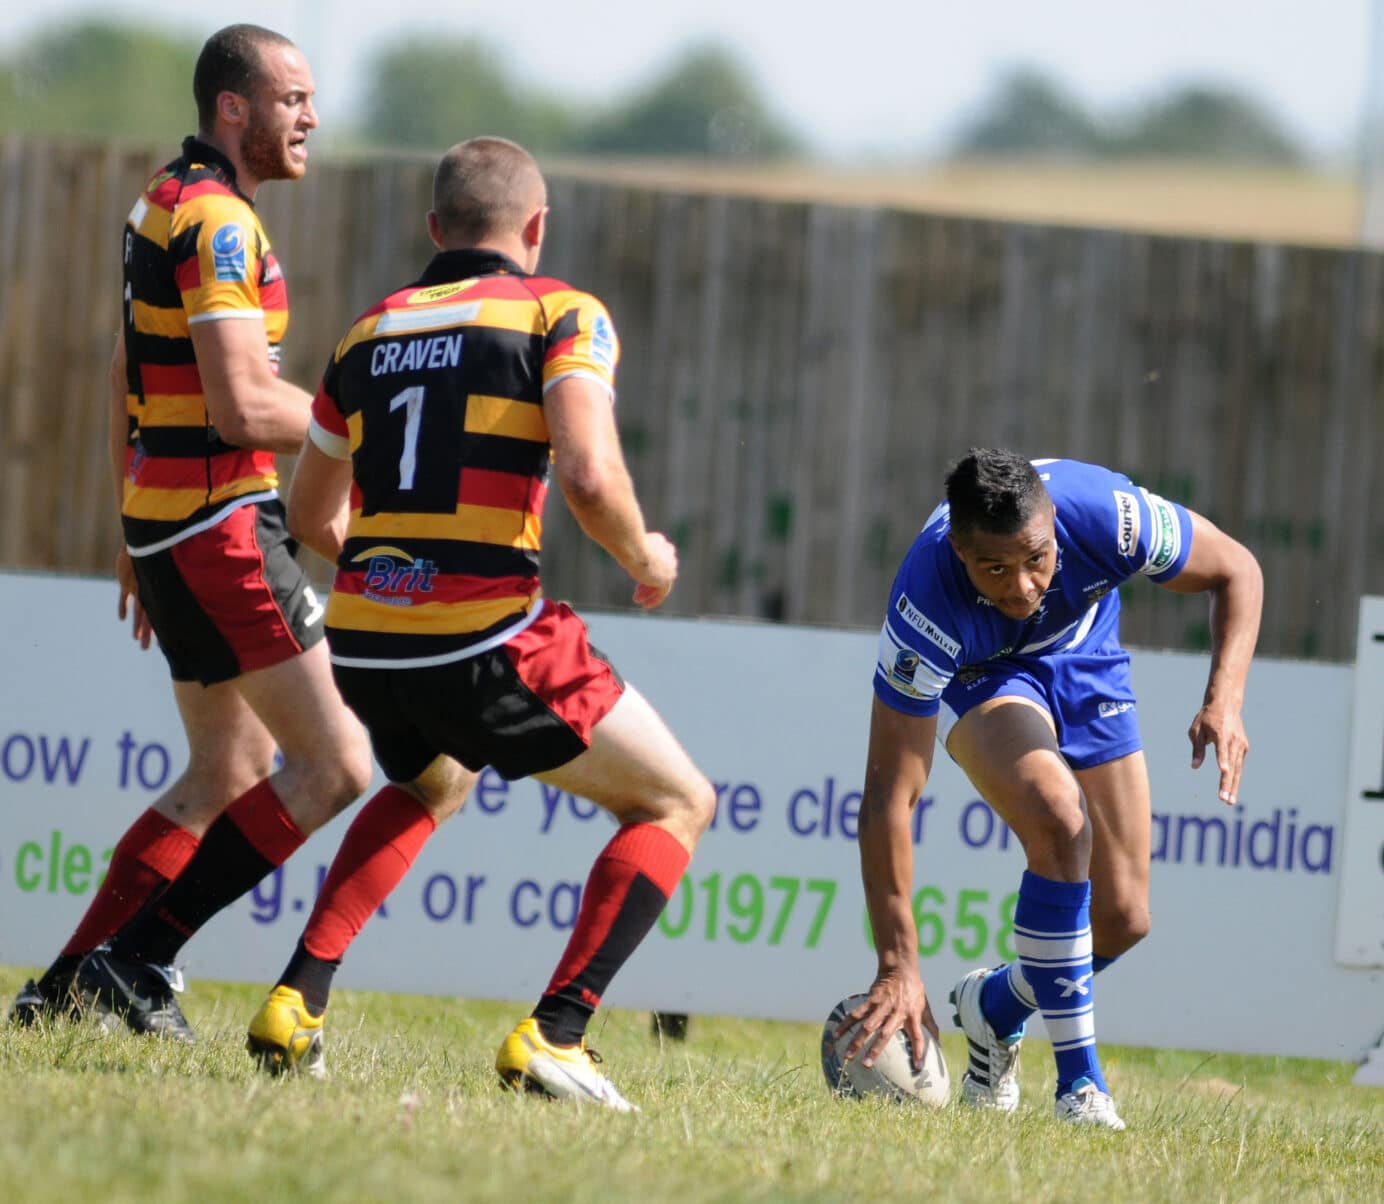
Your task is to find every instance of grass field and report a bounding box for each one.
[1,966,1378,1203]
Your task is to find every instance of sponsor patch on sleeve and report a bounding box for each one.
[589,312,616,370]
[1112,490,1140,557]
[894,593,962,660]
[1139,489,1183,576]
[875,624,949,701]
[210,222,248,282]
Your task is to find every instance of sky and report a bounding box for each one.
[0,0,1376,161]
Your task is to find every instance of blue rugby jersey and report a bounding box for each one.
[873,459,1194,716]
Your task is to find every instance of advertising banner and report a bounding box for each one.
[1336,597,1384,968]
[1,571,1379,1062]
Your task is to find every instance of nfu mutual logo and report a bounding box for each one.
[352,545,439,606]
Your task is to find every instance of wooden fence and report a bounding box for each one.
[2,136,1381,660]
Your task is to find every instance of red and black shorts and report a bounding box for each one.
[130,498,324,686]
[331,601,625,784]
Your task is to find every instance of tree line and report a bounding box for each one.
[0,19,1304,165]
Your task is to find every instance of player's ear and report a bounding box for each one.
[523,205,548,250]
[425,210,444,250]
[218,90,247,127]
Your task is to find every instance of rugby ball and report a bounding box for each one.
[821,993,950,1107]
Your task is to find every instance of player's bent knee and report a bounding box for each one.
[331,746,375,805]
[1096,903,1151,954]
[652,772,716,848]
[291,742,373,814]
[1023,783,1088,846]
[685,773,716,837]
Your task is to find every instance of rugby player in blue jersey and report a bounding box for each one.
[836,449,1262,1128]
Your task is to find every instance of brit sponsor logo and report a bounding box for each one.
[1098,700,1135,718]
[1113,490,1140,556]
[894,594,962,659]
[210,222,248,282]
[351,545,439,605]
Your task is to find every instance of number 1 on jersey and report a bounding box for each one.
[389,385,425,490]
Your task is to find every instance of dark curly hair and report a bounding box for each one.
[944,449,1052,539]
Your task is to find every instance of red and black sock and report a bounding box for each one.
[112,780,305,967]
[47,810,199,988]
[279,786,437,1014]
[532,823,689,1047]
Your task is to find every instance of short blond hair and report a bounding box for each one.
[432,137,546,245]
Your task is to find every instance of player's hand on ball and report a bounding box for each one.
[832,965,937,1070]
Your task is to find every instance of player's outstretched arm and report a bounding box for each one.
[191,318,314,453]
[286,438,353,562]
[546,376,675,609]
[1157,510,1264,805]
[836,698,940,1067]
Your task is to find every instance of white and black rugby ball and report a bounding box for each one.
[821,993,950,1107]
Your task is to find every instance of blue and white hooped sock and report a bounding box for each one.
[1011,869,1106,1096]
[980,951,1121,1040]
[980,956,1037,1042]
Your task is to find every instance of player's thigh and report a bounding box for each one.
[235,640,370,792]
[401,753,478,826]
[1073,750,1152,942]
[535,684,711,842]
[945,696,1088,856]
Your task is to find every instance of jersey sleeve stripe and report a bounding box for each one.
[186,308,266,325]
[542,368,614,396]
[308,417,352,460]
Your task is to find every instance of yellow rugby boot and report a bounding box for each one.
[246,985,326,1080]
[495,1017,636,1111]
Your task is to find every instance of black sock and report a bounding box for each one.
[531,872,673,1047]
[111,812,277,967]
[278,938,339,1016]
[532,995,592,1048]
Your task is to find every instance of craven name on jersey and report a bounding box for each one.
[370,333,464,377]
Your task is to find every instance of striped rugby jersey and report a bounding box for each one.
[120,137,287,553]
[308,248,620,668]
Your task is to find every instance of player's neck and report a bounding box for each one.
[197,129,260,200]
